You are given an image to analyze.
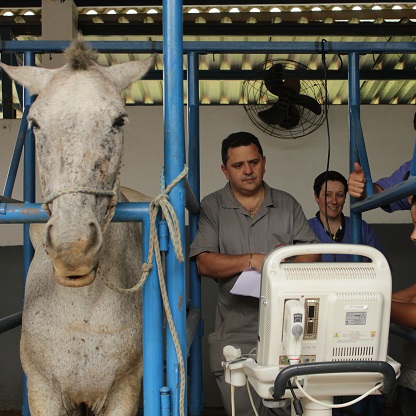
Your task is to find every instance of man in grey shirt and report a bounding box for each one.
[190,131,320,416]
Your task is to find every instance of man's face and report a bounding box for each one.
[221,143,266,196]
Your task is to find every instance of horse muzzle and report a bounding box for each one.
[44,215,103,287]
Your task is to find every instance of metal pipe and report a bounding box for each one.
[348,53,363,248]
[0,311,22,334]
[0,202,150,223]
[163,1,187,415]
[143,214,164,416]
[187,51,203,416]
[3,105,31,198]
[160,387,171,416]
[351,177,416,213]
[2,40,416,54]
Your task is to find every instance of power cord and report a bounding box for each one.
[288,379,304,415]
[294,376,384,409]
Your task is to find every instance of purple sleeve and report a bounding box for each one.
[374,160,412,212]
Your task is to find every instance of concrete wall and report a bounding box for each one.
[1,104,415,410]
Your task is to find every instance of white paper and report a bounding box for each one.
[230,269,262,298]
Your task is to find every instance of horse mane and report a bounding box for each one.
[63,36,98,70]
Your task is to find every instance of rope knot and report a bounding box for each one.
[153,193,168,207]
[142,262,153,272]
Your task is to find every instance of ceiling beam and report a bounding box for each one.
[0,1,414,8]
[2,14,416,37]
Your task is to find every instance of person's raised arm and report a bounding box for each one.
[348,162,382,199]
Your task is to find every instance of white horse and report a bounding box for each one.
[0,38,154,415]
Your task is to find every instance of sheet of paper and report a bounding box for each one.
[230,269,262,298]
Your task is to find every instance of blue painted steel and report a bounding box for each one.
[348,53,363,248]
[160,387,171,416]
[22,50,36,416]
[2,40,416,55]
[163,1,187,415]
[142,215,164,416]
[410,145,416,178]
[351,177,416,214]
[0,202,150,223]
[187,51,203,416]
[159,220,169,252]
[3,105,30,197]
[349,105,374,197]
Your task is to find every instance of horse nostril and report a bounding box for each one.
[44,223,54,254]
[85,221,102,254]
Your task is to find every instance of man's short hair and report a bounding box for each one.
[221,131,263,165]
[313,171,348,197]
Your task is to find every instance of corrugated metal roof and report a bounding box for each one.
[1,3,416,115]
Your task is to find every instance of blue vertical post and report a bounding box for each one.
[22,51,36,416]
[162,1,187,415]
[348,52,363,246]
[142,215,164,416]
[187,52,203,416]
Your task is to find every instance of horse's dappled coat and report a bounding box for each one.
[0,38,153,415]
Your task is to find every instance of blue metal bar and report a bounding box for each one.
[22,50,36,416]
[410,145,416,178]
[163,1,187,415]
[351,177,416,213]
[2,40,416,54]
[348,53,363,247]
[0,202,151,223]
[349,106,374,198]
[160,387,171,416]
[187,51,203,416]
[142,214,164,416]
[3,105,31,198]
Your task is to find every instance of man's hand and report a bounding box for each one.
[348,162,366,199]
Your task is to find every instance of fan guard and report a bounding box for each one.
[242,59,327,139]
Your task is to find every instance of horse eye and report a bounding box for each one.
[30,119,40,130]
[112,116,126,129]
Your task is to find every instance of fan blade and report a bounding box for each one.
[291,94,322,115]
[278,105,301,129]
[264,64,286,96]
[258,102,287,125]
[264,64,301,97]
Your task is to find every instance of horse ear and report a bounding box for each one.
[0,63,56,95]
[102,55,155,93]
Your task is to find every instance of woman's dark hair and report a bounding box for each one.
[221,132,263,165]
[313,171,348,197]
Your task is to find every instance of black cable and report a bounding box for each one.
[321,39,337,262]
[287,379,303,415]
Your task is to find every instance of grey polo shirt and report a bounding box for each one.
[190,181,319,373]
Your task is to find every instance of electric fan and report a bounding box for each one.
[242,59,327,139]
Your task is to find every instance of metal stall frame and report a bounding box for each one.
[1,36,416,416]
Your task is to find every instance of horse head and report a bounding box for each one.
[0,37,154,287]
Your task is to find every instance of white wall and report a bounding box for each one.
[1,104,414,246]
